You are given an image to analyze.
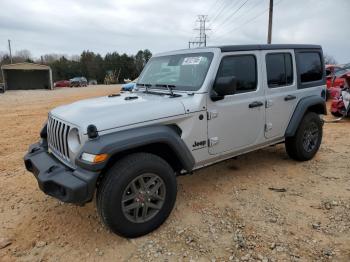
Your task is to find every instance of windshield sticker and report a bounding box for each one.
[182,57,202,65]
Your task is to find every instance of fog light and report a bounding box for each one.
[81,153,108,163]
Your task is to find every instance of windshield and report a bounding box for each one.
[138,52,214,91]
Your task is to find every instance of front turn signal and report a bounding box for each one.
[81,153,109,163]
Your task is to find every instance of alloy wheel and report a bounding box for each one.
[121,173,166,223]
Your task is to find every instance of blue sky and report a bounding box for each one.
[0,0,349,63]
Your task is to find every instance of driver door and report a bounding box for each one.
[207,52,265,155]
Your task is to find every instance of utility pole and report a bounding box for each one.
[267,0,273,44]
[8,39,13,63]
[188,15,210,48]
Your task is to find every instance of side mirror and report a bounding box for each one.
[212,76,237,101]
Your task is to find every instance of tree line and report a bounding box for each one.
[0,49,340,84]
[0,49,152,84]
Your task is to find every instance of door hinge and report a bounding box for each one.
[208,137,219,147]
[207,110,218,120]
[265,123,272,132]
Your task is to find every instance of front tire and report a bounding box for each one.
[285,112,323,161]
[96,153,177,238]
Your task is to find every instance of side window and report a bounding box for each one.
[266,53,293,88]
[296,52,323,83]
[216,55,257,93]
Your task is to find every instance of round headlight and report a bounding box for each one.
[67,128,81,153]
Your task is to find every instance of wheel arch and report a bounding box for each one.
[76,125,195,175]
[285,95,326,137]
[101,142,185,175]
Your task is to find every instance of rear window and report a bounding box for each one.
[266,53,293,88]
[297,52,323,83]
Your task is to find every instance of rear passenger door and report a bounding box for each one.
[263,50,298,139]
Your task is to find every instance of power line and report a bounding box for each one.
[213,0,284,43]
[211,0,250,35]
[209,0,233,26]
[212,0,264,37]
[204,0,223,17]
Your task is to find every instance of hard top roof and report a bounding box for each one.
[216,44,321,52]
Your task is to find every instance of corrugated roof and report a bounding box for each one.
[1,62,51,70]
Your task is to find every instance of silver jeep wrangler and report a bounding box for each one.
[25,44,327,237]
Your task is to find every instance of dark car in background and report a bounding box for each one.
[70,77,88,87]
[89,79,98,85]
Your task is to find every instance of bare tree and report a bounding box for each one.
[42,53,69,64]
[324,53,338,65]
[0,51,8,61]
[15,49,32,60]
[70,55,80,62]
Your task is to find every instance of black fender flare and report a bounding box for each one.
[76,125,195,172]
[285,95,327,137]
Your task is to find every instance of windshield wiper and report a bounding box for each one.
[155,84,180,97]
[136,83,181,97]
[136,83,152,93]
[136,83,165,96]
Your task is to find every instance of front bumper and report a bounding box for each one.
[24,141,99,204]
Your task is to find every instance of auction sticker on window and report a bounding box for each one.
[182,56,202,65]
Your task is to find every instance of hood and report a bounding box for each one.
[50,92,186,133]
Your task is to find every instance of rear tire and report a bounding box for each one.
[285,112,323,161]
[96,153,177,238]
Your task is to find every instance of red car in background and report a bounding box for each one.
[326,65,350,98]
[54,80,70,88]
[326,64,341,76]
[326,65,344,88]
[330,75,350,117]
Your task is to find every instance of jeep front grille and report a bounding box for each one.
[47,116,71,162]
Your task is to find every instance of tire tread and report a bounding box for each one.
[96,152,176,237]
[285,112,322,161]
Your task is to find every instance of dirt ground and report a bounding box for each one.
[0,85,349,262]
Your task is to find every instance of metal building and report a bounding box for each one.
[1,62,53,91]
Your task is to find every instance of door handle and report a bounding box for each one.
[249,101,264,108]
[284,95,296,101]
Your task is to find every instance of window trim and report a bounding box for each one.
[265,52,294,89]
[213,54,258,96]
[295,49,326,89]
